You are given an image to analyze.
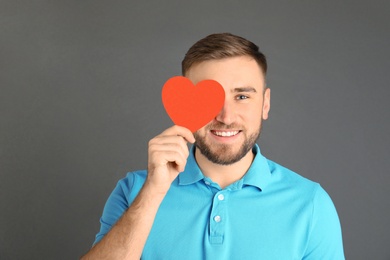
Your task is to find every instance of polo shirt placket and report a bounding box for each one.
[209,190,227,245]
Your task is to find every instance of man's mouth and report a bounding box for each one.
[211,130,240,137]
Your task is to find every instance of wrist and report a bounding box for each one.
[141,181,169,202]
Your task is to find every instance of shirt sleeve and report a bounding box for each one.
[92,173,137,246]
[303,185,345,259]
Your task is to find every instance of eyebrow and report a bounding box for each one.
[232,87,257,93]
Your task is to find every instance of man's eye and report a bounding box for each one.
[236,95,248,100]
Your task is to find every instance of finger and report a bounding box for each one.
[148,147,188,172]
[149,136,189,155]
[148,142,189,163]
[159,125,195,144]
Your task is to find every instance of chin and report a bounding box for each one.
[196,143,249,165]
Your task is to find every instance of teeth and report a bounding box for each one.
[214,131,239,137]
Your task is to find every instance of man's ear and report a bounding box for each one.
[262,88,271,120]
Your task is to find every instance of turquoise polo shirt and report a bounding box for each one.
[94,144,344,259]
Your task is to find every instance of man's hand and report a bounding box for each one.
[81,125,195,260]
[146,125,195,195]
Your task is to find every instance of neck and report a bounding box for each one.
[194,147,254,189]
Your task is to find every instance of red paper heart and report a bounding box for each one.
[162,76,225,132]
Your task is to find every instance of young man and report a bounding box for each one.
[82,33,344,259]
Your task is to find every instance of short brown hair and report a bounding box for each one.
[181,33,267,76]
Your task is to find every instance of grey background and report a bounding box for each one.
[1,0,389,259]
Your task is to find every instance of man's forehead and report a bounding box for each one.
[186,56,265,88]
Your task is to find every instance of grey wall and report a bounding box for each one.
[1,1,389,259]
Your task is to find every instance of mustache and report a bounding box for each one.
[205,122,242,130]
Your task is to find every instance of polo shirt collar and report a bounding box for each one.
[179,144,272,191]
[242,144,272,191]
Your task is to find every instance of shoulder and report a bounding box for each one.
[266,159,319,192]
[266,158,340,226]
[113,170,148,203]
[264,158,338,213]
[123,170,148,187]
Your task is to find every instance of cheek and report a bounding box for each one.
[249,116,262,128]
[243,105,262,123]
[194,126,208,137]
[247,117,263,132]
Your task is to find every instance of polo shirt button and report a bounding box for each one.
[217,194,225,201]
[214,215,221,223]
[205,181,211,185]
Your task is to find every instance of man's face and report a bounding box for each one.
[186,55,271,165]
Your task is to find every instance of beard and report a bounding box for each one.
[194,121,262,165]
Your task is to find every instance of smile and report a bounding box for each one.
[211,130,240,137]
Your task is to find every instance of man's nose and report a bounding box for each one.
[215,101,235,125]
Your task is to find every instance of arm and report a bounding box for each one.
[81,125,195,260]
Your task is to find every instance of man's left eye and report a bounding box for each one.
[236,95,248,100]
